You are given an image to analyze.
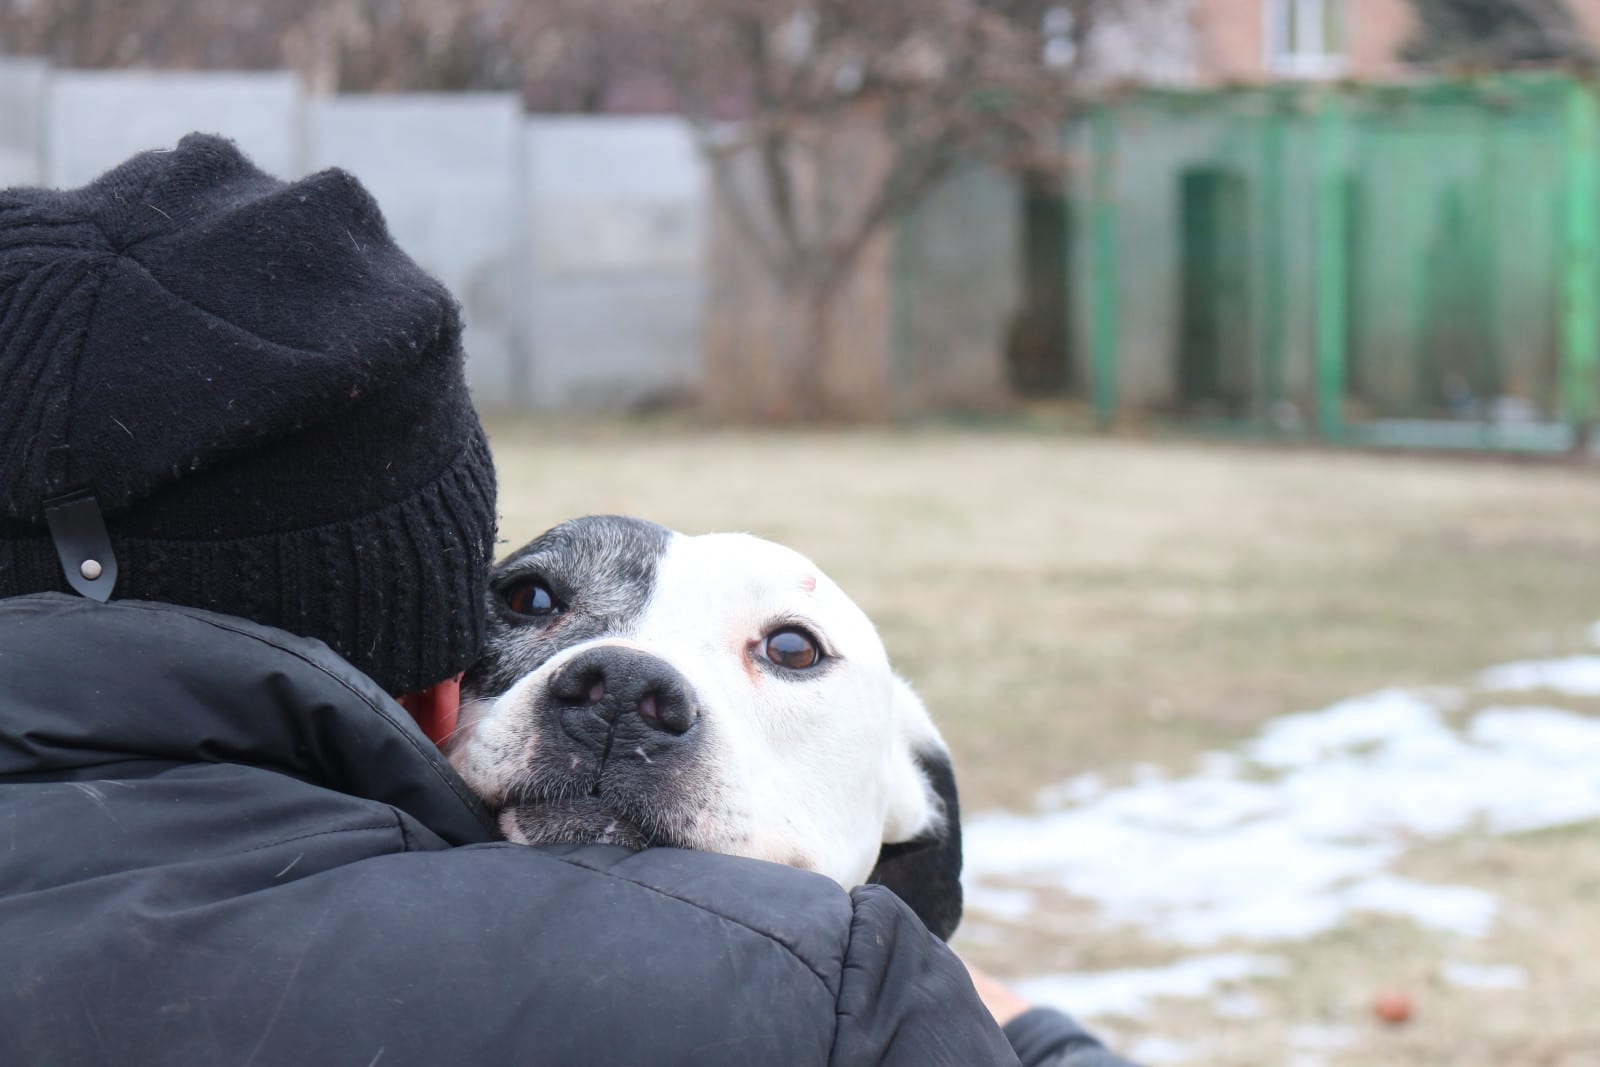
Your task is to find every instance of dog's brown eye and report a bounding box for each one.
[763,628,821,670]
[504,579,560,618]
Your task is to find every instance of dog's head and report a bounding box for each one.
[450,515,963,939]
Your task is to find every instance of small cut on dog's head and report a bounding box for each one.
[450,515,963,940]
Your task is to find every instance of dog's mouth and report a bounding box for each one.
[498,764,707,852]
[493,734,661,851]
[483,662,716,854]
[498,793,662,850]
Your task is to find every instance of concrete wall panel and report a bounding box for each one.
[309,94,530,405]
[523,118,706,410]
[0,58,49,188]
[46,71,302,187]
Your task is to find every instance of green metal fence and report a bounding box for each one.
[1065,73,1600,451]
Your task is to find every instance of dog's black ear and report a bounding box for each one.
[869,750,963,940]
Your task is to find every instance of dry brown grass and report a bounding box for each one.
[487,420,1600,1064]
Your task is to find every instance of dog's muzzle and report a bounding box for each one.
[497,645,709,851]
[547,645,699,757]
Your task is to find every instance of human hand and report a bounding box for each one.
[961,957,1034,1028]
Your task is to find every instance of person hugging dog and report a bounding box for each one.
[0,134,1134,1067]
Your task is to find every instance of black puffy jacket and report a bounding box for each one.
[0,594,1129,1066]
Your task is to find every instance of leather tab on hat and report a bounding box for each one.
[44,491,119,603]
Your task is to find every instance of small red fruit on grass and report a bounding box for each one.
[1372,991,1414,1025]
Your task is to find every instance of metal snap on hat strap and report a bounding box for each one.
[43,490,118,602]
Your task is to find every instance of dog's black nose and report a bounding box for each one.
[549,646,698,744]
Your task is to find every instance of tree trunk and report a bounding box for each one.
[786,277,838,421]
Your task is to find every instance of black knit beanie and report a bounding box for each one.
[0,134,498,696]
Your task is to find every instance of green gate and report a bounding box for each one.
[1067,73,1600,451]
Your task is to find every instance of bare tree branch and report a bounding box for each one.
[617,0,1128,416]
[1404,0,1594,65]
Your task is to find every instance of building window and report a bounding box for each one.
[1266,0,1348,78]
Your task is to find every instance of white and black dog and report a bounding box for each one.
[449,515,964,940]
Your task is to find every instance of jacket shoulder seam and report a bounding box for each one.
[551,849,843,1001]
[825,892,885,1066]
[226,821,401,859]
[119,602,496,837]
[391,807,417,852]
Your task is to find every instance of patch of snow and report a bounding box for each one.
[1126,1035,1202,1064]
[1289,1024,1359,1049]
[1439,960,1529,990]
[1098,774,1283,832]
[1035,773,1106,808]
[1198,751,1243,778]
[1472,706,1600,762]
[1480,656,1600,696]
[964,792,1396,944]
[1211,990,1265,1019]
[1250,690,1443,769]
[1465,708,1600,830]
[1337,875,1497,937]
[962,885,1037,923]
[1014,953,1288,1020]
[1132,763,1168,785]
[965,692,1600,946]
[1287,1024,1361,1067]
[955,921,1004,945]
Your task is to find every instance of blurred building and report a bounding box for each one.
[1194,0,1414,81]
[1191,0,1600,84]
[8,2,1600,439]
